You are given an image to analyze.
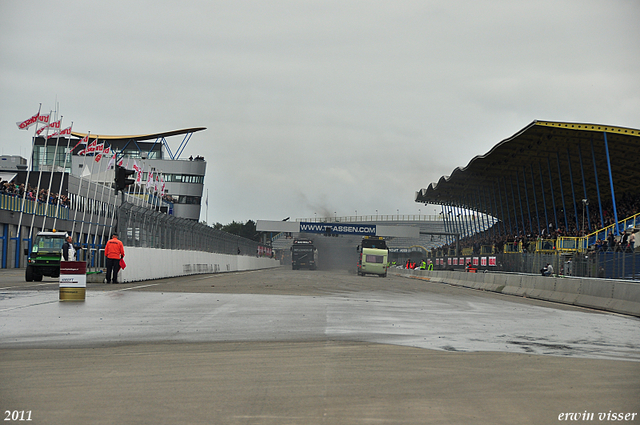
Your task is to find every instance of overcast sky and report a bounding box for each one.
[1,0,638,225]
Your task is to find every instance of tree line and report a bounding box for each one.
[211,220,259,242]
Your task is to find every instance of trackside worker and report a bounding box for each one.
[105,233,125,284]
[420,260,426,270]
[428,262,434,271]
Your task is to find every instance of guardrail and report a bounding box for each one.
[0,193,69,220]
[585,212,639,247]
[298,214,444,223]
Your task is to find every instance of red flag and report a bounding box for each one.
[71,135,89,151]
[48,119,61,130]
[47,124,70,139]
[86,140,97,153]
[34,113,52,134]
[37,113,51,125]
[106,153,116,169]
[133,161,142,184]
[16,112,39,130]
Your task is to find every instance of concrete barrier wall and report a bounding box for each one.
[96,247,280,283]
[392,269,640,317]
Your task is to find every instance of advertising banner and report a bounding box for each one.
[59,261,87,301]
[299,222,376,236]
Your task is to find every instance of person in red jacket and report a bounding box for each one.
[105,233,125,283]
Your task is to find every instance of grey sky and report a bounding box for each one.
[1,0,638,225]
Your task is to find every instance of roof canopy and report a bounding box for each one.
[70,127,206,142]
[415,120,639,234]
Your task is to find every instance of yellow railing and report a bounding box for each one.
[556,237,585,252]
[480,245,493,254]
[503,241,522,253]
[584,212,639,247]
[535,239,556,253]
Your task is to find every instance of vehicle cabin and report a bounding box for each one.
[357,236,388,277]
[25,231,68,282]
[291,238,318,270]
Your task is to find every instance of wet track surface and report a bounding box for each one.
[1,268,639,361]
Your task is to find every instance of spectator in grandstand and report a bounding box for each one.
[607,232,615,251]
[621,231,629,249]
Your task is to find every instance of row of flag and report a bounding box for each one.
[17,108,166,194]
[17,110,73,139]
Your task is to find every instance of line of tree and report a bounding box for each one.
[212,220,259,242]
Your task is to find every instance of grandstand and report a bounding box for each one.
[415,120,639,279]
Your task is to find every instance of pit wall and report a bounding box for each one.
[93,247,280,283]
[391,269,640,318]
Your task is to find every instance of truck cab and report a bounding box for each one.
[24,231,68,281]
[291,238,318,270]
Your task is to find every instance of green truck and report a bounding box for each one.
[25,231,68,282]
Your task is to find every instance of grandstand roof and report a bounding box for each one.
[70,127,206,142]
[415,120,639,230]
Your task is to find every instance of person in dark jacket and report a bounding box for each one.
[61,235,78,262]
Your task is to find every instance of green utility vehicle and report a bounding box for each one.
[24,231,68,282]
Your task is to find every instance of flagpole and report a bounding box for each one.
[105,147,124,241]
[78,135,99,247]
[41,115,64,232]
[96,144,115,251]
[71,132,90,235]
[52,122,74,230]
[82,140,106,259]
[135,162,142,208]
[29,110,54,238]
[16,104,42,259]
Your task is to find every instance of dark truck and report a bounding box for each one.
[291,238,318,270]
[25,231,68,281]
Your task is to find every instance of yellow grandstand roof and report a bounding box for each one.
[70,127,206,142]
[415,120,639,225]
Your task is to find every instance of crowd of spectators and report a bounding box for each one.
[0,178,70,208]
[437,191,639,255]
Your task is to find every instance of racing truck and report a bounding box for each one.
[291,238,318,270]
[357,236,388,277]
[24,231,68,281]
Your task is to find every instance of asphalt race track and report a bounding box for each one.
[1,267,639,424]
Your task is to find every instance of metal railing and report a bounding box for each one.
[117,201,264,256]
[298,214,443,223]
[0,193,69,220]
[426,251,639,280]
